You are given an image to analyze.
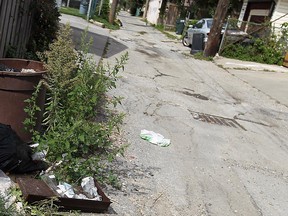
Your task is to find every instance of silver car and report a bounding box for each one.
[182,18,213,47]
[182,18,248,47]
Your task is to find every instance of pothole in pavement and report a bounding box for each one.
[189,110,246,130]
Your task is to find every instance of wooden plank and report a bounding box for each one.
[0,0,35,57]
[24,0,34,57]
[0,0,9,57]
[5,0,16,56]
[7,0,15,54]
[9,0,18,48]
[15,0,24,56]
[18,0,32,57]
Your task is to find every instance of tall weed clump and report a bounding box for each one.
[26,24,128,184]
[221,21,288,65]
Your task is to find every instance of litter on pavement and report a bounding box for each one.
[81,176,102,201]
[140,129,171,147]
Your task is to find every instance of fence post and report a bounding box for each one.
[219,16,230,54]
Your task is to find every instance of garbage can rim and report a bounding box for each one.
[0,58,46,76]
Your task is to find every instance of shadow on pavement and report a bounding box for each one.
[104,37,128,58]
[71,26,128,58]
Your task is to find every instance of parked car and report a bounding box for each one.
[182,18,213,47]
[182,18,248,47]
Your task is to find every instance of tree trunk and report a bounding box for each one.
[109,0,119,24]
[204,0,230,57]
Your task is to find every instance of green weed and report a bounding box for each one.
[24,24,128,185]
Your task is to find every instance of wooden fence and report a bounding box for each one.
[0,0,33,58]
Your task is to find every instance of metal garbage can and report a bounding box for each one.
[176,19,185,35]
[190,33,205,54]
[0,59,46,142]
[79,0,88,15]
[135,7,141,16]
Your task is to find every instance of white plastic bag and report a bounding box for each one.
[140,130,171,147]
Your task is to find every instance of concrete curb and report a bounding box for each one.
[89,19,105,28]
[214,56,288,73]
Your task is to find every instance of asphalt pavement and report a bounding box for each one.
[59,13,110,64]
[214,56,288,107]
[102,11,288,216]
[63,12,288,215]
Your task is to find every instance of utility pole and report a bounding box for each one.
[87,0,93,21]
[143,0,150,18]
[98,0,104,16]
[204,0,230,57]
[109,0,119,24]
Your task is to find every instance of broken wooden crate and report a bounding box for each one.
[17,177,111,213]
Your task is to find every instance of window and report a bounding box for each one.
[195,20,205,28]
[207,20,213,28]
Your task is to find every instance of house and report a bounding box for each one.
[238,0,288,32]
[146,0,163,25]
[146,0,193,26]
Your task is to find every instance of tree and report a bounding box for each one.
[109,0,119,24]
[190,0,242,19]
[204,0,230,57]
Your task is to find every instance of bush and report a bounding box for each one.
[222,37,284,65]
[95,0,110,20]
[25,0,60,60]
[25,25,128,184]
[221,21,288,65]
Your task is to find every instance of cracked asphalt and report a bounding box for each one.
[99,12,288,216]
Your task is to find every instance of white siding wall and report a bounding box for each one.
[271,0,288,30]
[147,0,162,24]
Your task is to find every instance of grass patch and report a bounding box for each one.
[0,195,15,216]
[60,7,120,30]
[92,16,120,30]
[59,7,86,19]
[153,24,179,40]
[192,52,213,61]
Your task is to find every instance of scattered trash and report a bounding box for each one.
[21,69,36,73]
[31,150,47,161]
[0,64,20,72]
[0,123,48,173]
[140,129,171,147]
[57,182,75,198]
[17,177,111,213]
[0,170,17,210]
[41,174,58,192]
[81,176,102,201]
[0,63,36,73]
[0,170,14,197]
[30,143,39,148]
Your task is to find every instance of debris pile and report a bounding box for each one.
[0,64,36,73]
[0,123,111,213]
[45,176,103,201]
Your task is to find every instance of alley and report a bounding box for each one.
[103,12,288,216]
